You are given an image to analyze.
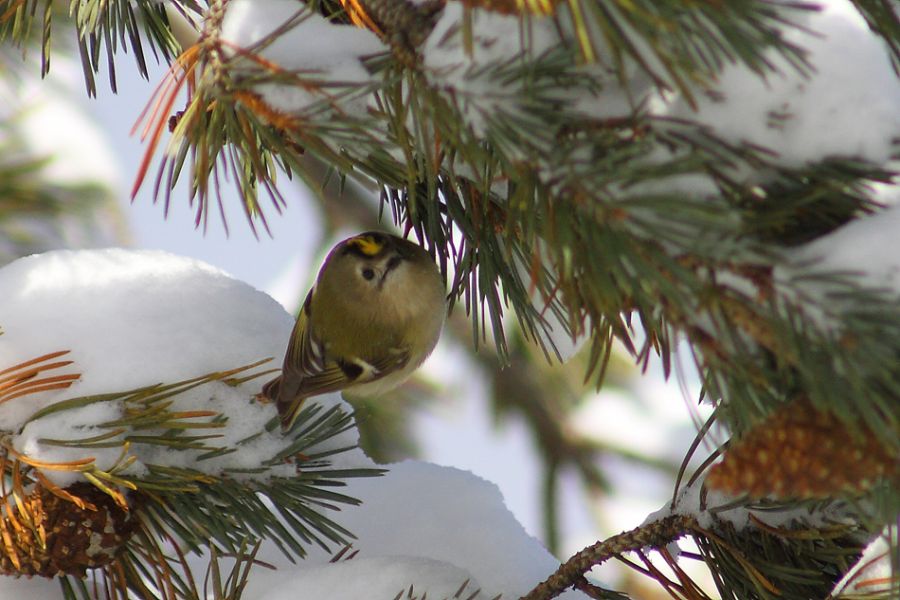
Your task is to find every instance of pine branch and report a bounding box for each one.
[0,352,380,598]
[846,1,900,73]
[521,491,877,600]
[520,401,894,600]
[125,5,900,595]
[131,0,394,236]
[0,0,196,94]
[521,513,698,600]
[5,1,897,594]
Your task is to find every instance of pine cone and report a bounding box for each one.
[0,482,138,577]
[348,0,444,63]
[707,398,899,499]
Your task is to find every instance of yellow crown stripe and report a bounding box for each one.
[347,235,384,257]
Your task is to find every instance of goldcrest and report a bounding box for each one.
[263,231,446,430]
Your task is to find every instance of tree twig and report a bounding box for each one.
[521,514,698,600]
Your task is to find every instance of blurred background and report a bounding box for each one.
[1,35,713,598]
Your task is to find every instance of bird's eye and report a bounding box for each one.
[361,267,376,281]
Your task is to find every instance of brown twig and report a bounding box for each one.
[572,576,614,599]
[520,514,698,600]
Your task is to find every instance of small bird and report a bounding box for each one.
[262,231,447,431]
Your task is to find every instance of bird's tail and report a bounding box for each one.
[260,376,281,402]
[277,396,306,431]
[261,375,306,431]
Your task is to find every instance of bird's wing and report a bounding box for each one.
[273,289,335,406]
[283,290,321,379]
[292,347,411,399]
[281,288,411,399]
[275,346,411,430]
